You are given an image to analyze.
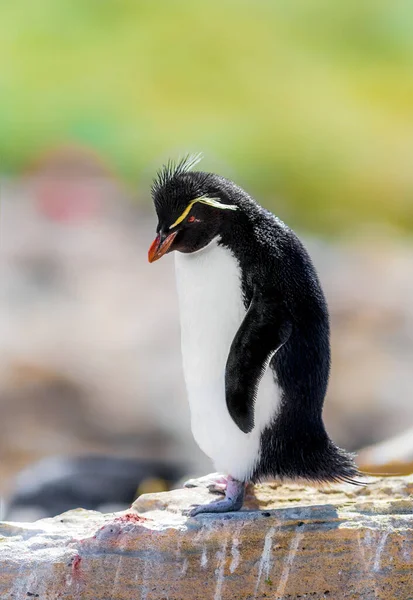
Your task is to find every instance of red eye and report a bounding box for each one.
[188,215,196,223]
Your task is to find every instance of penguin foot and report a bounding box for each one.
[184,472,227,494]
[189,476,245,516]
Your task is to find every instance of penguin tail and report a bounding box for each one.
[317,443,367,486]
[292,440,365,486]
[254,421,366,486]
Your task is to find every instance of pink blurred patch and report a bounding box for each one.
[35,178,102,223]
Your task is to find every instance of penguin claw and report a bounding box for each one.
[189,497,243,516]
[187,476,246,516]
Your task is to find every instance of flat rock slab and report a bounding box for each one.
[1,477,412,599]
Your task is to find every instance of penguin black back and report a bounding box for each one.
[201,173,358,484]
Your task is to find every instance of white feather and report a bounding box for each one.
[174,239,281,480]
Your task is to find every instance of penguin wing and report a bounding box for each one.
[225,291,292,434]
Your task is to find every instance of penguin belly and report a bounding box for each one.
[174,240,281,481]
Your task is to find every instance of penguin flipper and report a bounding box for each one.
[225,291,292,433]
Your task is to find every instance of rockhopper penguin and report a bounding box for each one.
[148,155,359,515]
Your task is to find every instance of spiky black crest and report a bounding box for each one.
[151,153,203,198]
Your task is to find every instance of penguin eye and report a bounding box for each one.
[187,215,196,223]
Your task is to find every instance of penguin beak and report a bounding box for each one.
[148,231,178,263]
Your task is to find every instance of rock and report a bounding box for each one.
[358,426,413,475]
[1,477,413,599]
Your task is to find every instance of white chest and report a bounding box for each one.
[174,240,280,480]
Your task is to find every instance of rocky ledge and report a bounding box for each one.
[1,476,412,600]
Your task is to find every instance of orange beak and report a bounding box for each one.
[148,231,178,263]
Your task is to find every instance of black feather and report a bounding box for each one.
[151,153,203,201]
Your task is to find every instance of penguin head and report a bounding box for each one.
[148,155,238,262]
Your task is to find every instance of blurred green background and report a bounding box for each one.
[2,1,413,519]
[2,0,413,233]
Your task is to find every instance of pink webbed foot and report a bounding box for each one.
[189,475,246,516]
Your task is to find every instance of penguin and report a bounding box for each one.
[148,155,359,515]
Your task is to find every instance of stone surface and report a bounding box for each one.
[358,427,413,476]
[1,477,413,599]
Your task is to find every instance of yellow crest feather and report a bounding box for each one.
[169,196,237,229]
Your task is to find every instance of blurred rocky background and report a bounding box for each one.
[1,1,413,519]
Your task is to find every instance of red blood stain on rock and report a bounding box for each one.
[72,555,82,574]
[76,513,152,546]
[114,512,149,525]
